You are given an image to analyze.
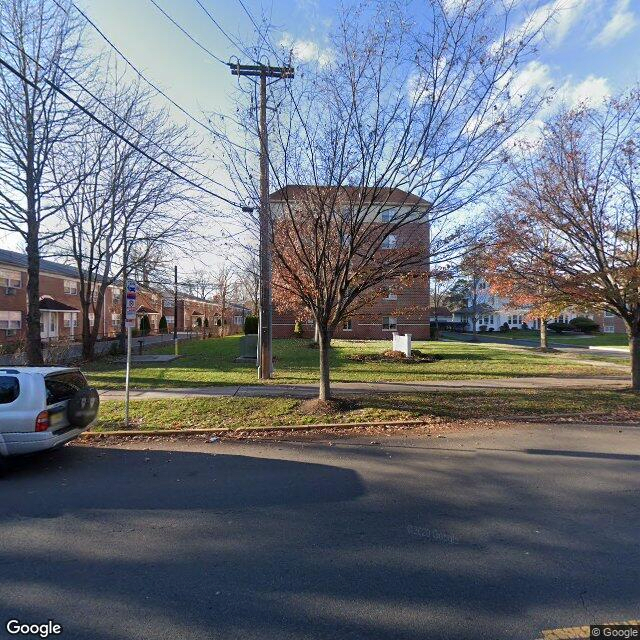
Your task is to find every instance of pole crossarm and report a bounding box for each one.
[228,63,294,79]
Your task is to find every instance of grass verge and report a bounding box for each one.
[92,388,640,433]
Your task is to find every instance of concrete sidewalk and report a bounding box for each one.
[99,375,630,400]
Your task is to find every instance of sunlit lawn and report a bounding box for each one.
[83,336,627,390]
[93,388,640,432]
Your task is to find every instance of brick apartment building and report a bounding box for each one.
[0,249,246,346]
[269,186,431,340]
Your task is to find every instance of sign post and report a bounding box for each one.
[124,280,137,427]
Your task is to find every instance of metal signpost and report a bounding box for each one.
[124,280,137,427]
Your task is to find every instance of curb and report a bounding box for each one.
[81,418,437,438]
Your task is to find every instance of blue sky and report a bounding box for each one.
[6,0,640,267]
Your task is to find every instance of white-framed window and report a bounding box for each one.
[343,319,352,331]
[112,290,121,304]
[382,316,397,331]
[604,310,615,318]
[380,208,397,223]
[111,313,120,327]
[0,269,21,288]
[165,315,174,325]
[234,315,243,325]
[381,234,397,249]
[63,313,78,328]
[88,313,95,327]
[63,280,78,295]
[0,310,21,330]
[603,325,615,333]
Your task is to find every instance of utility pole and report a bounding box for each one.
[230,62,294,379]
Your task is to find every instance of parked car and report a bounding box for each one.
[0,367,99,473]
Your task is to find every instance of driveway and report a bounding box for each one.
[1,423,639,639]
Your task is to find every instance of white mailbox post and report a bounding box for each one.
[392,332,412,357]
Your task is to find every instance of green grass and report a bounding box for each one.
[83,336,627,390]
[93,388,640,432]
[455,329,629,347]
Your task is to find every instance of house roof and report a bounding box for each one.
[0,248,80,279]
[269,185,430,207]
[39,297,79,312]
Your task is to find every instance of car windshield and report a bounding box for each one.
[0,376,19,404]
[45,371,88,406]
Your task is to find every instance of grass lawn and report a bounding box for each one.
[93,388,640,432]
[453,330,629,347]
[84,336,627,390]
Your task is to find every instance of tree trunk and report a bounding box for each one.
[318,325,332,401]
[25,225,43,365]
[539,319,548,349]
[630,331,640,391]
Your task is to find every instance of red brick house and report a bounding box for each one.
[270,186,431,340]
[0,249,246,346]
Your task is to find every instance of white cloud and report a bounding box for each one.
[505,0,590,49]
[279,33,333,67]
[593,0,638,46]
[559,75,611,107]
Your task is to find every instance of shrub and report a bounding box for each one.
[139,315,151,335]
[547,322,569,334]
[499,322,510,332]
[244,315,258,334]
[159,315,168,334]
[204,318,209,328]
[521,322,529,330]
[511,326,519,331]
[479,325,487,332]
[488,327,495,332]
[569,316,600,334]
[293,320,304,338]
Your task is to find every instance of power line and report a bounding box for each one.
[147,0,228,66]
[0,54,240,205]
[0,31,236,196]
[51,0,225,139]
[193,0,259,64]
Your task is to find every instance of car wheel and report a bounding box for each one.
[67,387,100,428]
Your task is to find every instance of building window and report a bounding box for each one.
[343,319,352,331]
[0,269,21,288]
[603,325,615,333]
[382,316,397,331]
[111,313,120,327]
[64,280,78,295]
[63,313,78,328]
[381,234,397,249]
[380,208,397,222]
[234,315,243,325]
[387,291,398,301]
[88,313,95,327]
[165,315,174,325]
[0,311,22,330]
[604,310,615,318]
[112,290,121,304]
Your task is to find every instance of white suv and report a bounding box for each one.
[0,367,99,466]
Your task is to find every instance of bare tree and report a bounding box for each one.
[500,90,640,388]
[184,269,217,301]
[216,0,551,400]
[0,0,84,364]
[52,74,200,359]
[213,262,232,337]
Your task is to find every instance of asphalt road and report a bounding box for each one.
[1,423,639,640]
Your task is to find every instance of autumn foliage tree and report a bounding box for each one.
[499,90,640,386]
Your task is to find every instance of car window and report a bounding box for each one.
[45,371,88,405]
[0,376,19,404]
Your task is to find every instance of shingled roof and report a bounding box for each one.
[0,249,79,279]
[269,185,430,206]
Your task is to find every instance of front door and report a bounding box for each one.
[40,312,58,340]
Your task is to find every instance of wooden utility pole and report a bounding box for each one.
[229,62,294,379]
